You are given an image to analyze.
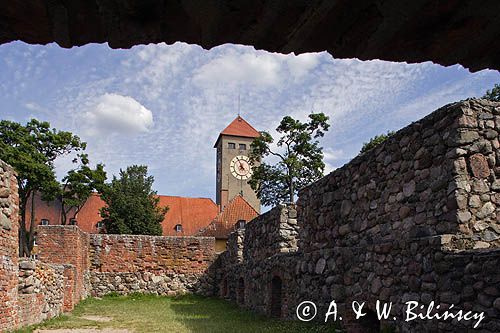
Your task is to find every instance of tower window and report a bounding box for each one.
[228,142,236,149]
[40,219,49,226]
[69,218,77,225]
[236,220,246,229]
[175,224,183,232]
[239,144,246,150]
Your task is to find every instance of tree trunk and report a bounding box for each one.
[18,190,30,257]
[27,191,36,256]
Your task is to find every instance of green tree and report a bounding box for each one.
[360,131,395,154]
[249,113,330,206]
[483,83,500,101]
[100,165,167,235]
[0,119,85,256]
[60,154,107,225]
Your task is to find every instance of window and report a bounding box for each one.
[175,224,183,232]
[237,220,246,229]
[228,142,236,149]
[239,144,246,150]
[96,222,104,229]
[69,218,77,225]
[40,219,49,226]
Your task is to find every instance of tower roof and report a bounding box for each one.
[214,116,260,147]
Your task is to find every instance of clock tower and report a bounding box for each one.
[214,116,261,213]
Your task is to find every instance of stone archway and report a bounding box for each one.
[269,276,282,318]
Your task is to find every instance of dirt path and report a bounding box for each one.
[34,316,129,332]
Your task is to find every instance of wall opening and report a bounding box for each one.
[270,276,282,318]
[237,277,245,305]
[356,309,380,333]
[221,277,228,298]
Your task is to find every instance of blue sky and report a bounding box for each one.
[0,41,499,203]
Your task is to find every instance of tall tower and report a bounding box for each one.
[215,116,261,213]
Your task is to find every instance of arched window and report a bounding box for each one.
[175,224,182,232]
[40,219,49,226]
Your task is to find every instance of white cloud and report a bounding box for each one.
[193,49,282,88]
[192,46,321,90]
[83,93,153,136]
[286,52,321,79]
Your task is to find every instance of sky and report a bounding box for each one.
[0,41,499,203]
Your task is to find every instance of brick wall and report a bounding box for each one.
[36,226,90,310]
[0,160,19,331]
[89,234,216,296]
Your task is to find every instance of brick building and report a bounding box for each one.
[26,116,260,250]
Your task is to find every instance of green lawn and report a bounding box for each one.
[16,294,340,333]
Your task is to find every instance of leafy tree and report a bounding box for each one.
[60,154,107,225]
[483,83,500,102]
[248,113,330,206]
[360,131,395,154]
[0,119,85,256]
[100,165,167,235]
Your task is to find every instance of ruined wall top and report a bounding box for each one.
[298,99,500,252]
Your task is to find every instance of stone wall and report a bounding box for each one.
[0,160,19,331]
[210,205,301,317]
[215,99,500,332]
[243,205,299,263]
[88,234,216,296]
[17,259,65,327]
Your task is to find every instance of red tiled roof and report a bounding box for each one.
[198,195,259,239]
[158,196,218,236]
[214,116,260,147]
[27,193,218,236]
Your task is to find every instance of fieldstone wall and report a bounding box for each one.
[243,204,299,262]
[88,234,216,296]
[17,259,65,327]
[300,99,500,252]
[215,99,500,332]
[0,160,19,331]
[210,205,301,317]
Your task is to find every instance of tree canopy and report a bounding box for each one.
[483,83,500,102]
[0,119,86,256]
[100,165,167,235]
[60,153,107,225]
[248,113,330,206]
[360,131,395,154]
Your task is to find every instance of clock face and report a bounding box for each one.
[230,155,252,180]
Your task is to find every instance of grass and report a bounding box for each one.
[16,294,340,333]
